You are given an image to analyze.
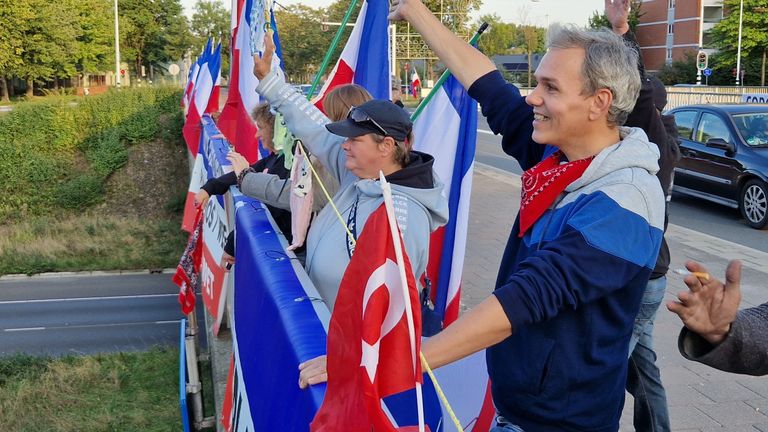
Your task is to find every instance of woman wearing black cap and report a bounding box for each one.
[237,35,448,314]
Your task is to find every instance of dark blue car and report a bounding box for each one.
[669,104,768,229]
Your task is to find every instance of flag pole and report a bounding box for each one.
[379,171,425,432]
[410,22,488,121]
[307,0,360,100]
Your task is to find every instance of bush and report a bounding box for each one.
[55,174,105,209]
[0,87,182,221]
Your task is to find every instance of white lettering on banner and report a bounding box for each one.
[742,93,768,104]
[203,198,229,260]
[205,135,230,178]
[201,258,215,300]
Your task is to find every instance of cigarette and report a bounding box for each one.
[672,268,710,280]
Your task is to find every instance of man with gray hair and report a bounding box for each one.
[387,0,666,430]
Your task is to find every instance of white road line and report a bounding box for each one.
[2,320,181,332]
[4,327,44,332]
[0,293,177,305]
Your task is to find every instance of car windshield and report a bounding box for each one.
[733,113,768,146]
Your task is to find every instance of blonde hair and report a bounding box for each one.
[323,84,373,122]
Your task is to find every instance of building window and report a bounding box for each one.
[703,6,724,23]
[668,24,674,34]
[666,49,673,62]
[668,0,675,8]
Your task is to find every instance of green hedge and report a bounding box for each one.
[0,87,182,221]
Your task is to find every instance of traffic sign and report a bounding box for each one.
[120,69,125,76]
[168,64,180,76]
[703,68,712,77]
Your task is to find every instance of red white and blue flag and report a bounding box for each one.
[312,0,391,112]
[217,0,284,163]
[182,39,210,112]
[183,41,221,155]
[413,75,476,328]
[411,69,421,98]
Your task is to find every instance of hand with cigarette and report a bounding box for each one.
[667,260,742,345]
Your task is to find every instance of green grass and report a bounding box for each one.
[0,348,184,431]
[0,213,187,276]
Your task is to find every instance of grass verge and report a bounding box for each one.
[0,348,183,431]
[0,213,187,276]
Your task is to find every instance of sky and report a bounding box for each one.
[181,0,605,27]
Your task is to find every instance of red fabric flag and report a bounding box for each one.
[311,204,424,432]
[172,207,204,314]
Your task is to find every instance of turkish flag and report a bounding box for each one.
[311,204,424,432]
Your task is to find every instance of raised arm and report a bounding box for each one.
[388,0,495,90]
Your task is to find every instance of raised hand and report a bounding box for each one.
[604,0,630,35]
[388,0,424,22]
[667,260,742,345]
[252,32,275,81]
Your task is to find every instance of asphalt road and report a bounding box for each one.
[0,273,200,357]
[474,116,768,254]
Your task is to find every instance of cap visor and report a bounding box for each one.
[325,119,376,138]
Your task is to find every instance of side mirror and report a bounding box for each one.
[706,137,735,152]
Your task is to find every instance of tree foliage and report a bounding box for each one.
[274,4,329,83]
[0,0,193,96]
[191,0,230,75]
[708,0,768,85]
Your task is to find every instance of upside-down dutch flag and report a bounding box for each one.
[412,72,498,432]
[413,74,477,328]
[217,0,284,163]
[183,39,210,113]
[312,0,390,112]
[183,42,221,156]
[206,40,222,114]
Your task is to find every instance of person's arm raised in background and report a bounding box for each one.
[389,0,542,168]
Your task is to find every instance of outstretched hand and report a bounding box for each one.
[605,0,630,35]
[252,32,275,81]
[667,260,742,345]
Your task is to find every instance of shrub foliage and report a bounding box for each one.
[0,87,182,221]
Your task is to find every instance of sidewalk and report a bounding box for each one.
[463,164,768,432]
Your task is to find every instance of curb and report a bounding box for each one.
[0,268,177,281]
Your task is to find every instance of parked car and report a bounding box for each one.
[668,104,768,229]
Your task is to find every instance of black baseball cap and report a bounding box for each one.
[325,99,412,142]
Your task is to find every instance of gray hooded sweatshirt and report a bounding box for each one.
[242,71,449,309]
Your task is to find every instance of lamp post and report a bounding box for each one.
[736,0,744,86]
[114,0,121,87]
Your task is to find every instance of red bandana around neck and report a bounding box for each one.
[518,151,594,237]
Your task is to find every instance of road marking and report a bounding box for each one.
[4,327,44,332]
[0,293,178,305]
[2,320,181,332]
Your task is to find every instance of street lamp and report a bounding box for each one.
[114,0,121,87]
[736,0,744,86]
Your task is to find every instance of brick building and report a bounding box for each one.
[636,0,725,72]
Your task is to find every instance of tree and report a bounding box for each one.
[191,0,230,75]
[0,0,33,100]
[656,51,698,85]
[588,0,644,32]
[120,0,192,82]
[708,0,768,85]
[476,14,516,57]
[274,4,329,83]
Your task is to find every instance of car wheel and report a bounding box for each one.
[740,179,768,229]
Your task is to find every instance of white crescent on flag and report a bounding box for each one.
[360,258,406,383]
